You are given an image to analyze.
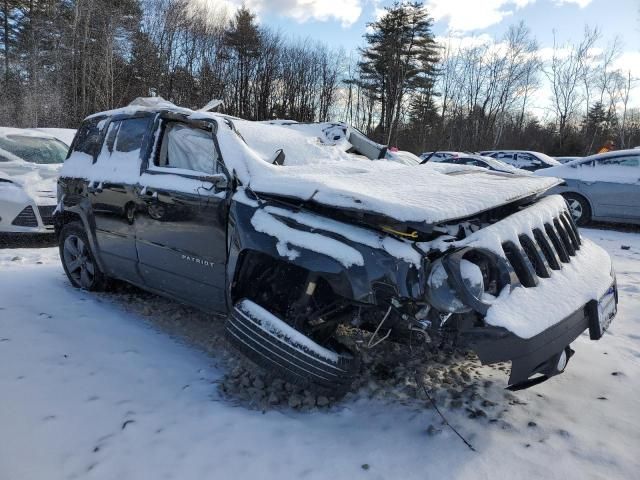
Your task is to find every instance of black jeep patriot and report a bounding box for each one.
[55,98,618,394]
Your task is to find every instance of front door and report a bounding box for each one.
[134,118,229,312]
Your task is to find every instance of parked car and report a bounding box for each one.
[0,128,69,234]
[419,151,464,161]
[55,98,617,395]
[554,156,582,164]
[429,154,528,175]
[480,150,561,171]
[30,128,77,147]
[535,149,640,226]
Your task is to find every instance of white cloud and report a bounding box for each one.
[426,0,536,32]
[553,0,593,7]
[201,0,363,27]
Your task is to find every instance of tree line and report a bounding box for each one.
[1,0,638,156]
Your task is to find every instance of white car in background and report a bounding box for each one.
[0,128,71,234]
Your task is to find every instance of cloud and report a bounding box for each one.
[552,0,593,7]
[425,0,536,32]
[200,0,363,27]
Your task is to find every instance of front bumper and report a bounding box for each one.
[0,196,56,234]
[461,278,618,388]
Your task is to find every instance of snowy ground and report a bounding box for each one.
[0,228,639,480]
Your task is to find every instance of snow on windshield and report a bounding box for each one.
[0,129,68,164]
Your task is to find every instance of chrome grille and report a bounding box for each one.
[502,210,582,288]
[11,206,38,227]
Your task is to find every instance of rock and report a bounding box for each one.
[268,392,280,405]
[253,378,265,389]
[11,256,21,262]
[288,394,302,408]
[303,394,316,407]
[317,396,330,407]
[527,421,537,428]
[240,375,251,388]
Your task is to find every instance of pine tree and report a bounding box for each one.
[358,1,439,145]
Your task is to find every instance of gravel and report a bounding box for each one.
[95,281,511,415]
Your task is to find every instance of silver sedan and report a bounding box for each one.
[535,149,640,226]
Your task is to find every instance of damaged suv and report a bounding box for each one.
[55,98,618,394]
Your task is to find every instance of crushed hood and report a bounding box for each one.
[218,119,562,225]
[0,161,60,205]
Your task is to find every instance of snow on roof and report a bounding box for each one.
[76,98,562,225]
[30,128,76,147]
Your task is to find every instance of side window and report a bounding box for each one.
[115,117,151,153]
[597,156,640,167]
[72,117,106,158]
[155,122,218,175]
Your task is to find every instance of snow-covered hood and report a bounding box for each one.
[0,161,60,205]
[219,119,562,226]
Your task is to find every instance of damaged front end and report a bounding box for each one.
[226,188,617,393]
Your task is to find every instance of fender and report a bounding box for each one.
[225,197,425,309]
[54,190,108,274]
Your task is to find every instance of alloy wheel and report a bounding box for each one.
[568,199,583,222]
[63,234,95,289]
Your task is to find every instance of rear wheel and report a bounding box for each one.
[59,222,109,291]
[563,193,591,226]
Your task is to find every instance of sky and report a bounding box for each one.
[209,0,640,110]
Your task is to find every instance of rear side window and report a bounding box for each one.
[72,117,106,158]
[597,156,640,167]
[115,117,151,153]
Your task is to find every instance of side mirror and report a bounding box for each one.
[272,149,286,166]
[203,174,228,190]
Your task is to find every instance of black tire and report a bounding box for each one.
[59,221,109,291]
[563,193,591,226]
[225,299,359,396]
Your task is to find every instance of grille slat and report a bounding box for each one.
[545,223,570,263]
[11,206,38,227]
[502,241,538,288]
[554,218,576,256]
[519,234,550,279]
[533,228,561,271]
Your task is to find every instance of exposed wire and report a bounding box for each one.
[414,371,477,453]
[367,305,393,348]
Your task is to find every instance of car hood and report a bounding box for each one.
[245,161,562,226]
[0,161,61,205]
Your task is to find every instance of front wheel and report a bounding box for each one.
[59,221,109,291]
[563,193,591,226]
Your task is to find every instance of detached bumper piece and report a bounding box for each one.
[462,282,618,390]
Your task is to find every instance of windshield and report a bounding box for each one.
[0,134,68,164]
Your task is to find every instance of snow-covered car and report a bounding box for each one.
[30,128,77,147]
[429,154,528,175]
[480,150,561,171]
[554,156,582,164]
[54,98,617,394]
[535,149,640,226]
[419,151,464,161]
[0,128,69,233]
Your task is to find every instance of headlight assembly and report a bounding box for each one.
[427,247,513,315]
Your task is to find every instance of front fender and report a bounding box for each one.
[226,197,424,307]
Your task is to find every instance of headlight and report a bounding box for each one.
[427,248,512,315]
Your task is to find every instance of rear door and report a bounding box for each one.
[134,116,229,312]
[87,115,153,283]
[578,154,640,219]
